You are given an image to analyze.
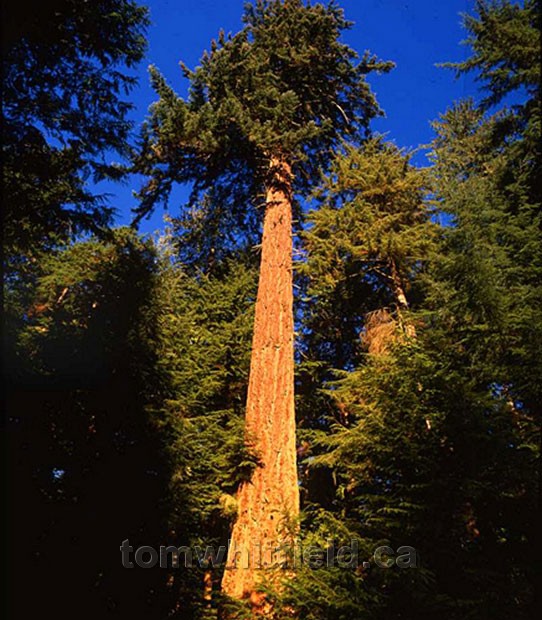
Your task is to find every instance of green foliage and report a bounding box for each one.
[445,0,541,203]
[135,0,393,223]
[266,509,382,619]
[295,138,436,452]
[300,137,436,353]
[152,238,259,537]
[305,138,434,293]
[5,1,540,619]
[2,0,149,255]
[315,336,536,618]
[446,0,540,109]
[288,2,540,618]
[429,103,542,418]
[139,236,259,616]
[6,228,259,619]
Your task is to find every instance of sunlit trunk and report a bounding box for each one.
[221,157,299,603]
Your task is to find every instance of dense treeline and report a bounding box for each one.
[3,1,540,619]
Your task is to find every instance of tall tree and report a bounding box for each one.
[136,0,392,603]
[438,11,541,603]
[439,0,541,425]
[282,2,540,617]
[267,140,437,619]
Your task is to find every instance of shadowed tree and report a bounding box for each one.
[5,230,174,620]
[2,0,149,257]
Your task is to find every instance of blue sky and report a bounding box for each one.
[105,0,479,233]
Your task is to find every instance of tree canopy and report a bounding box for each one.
[134,0,393,224]
[2,0,149,255]
[4,1,540,619]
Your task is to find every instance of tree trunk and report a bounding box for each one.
[390,258,416,338]
[389,258,409,312]
[221,157,299,602]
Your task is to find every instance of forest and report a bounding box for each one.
[3,0,541,618]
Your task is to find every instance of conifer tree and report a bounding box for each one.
[5,230,174,619]
[5,226,261,619]
[287,2,540,617]
[2,0,149,257]
[149,238,260,616]
[437,0,541,428]
[282,139,438,620]
[136,0,392,602]
[302,138,436,355]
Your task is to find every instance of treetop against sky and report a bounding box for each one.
[97,0,479,232]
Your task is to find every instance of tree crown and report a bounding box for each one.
[135,0,393,221]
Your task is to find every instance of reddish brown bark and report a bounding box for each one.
[221,157,299,601]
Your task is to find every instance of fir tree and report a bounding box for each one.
[286,2,540,617]
[149,236,260,616]
[136,0,392,603]
[301,137,436,355]
[5,230,173,619]
[2,0,149,257]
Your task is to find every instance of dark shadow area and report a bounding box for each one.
[5,234,175,619]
